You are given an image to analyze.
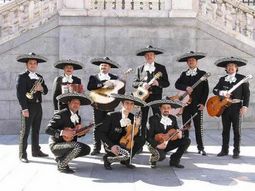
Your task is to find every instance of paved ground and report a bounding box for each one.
[0,128,254,191]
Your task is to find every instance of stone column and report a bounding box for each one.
[170,0,198,18]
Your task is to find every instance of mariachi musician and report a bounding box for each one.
[174,51,209,155]
[212,57,250,159]
[98,94,146,170]
[45,92,92,173]
[133,45,170,152]
[52,59,83,112]
[147,99,190,168]
[16,52,48,163]
[87,57,120,155]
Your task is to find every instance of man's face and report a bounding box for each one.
[26,59,38,72]
[226,63,238,74]
[144,52,156,64]
[99,63,111,74]
[122,100,135,113]
[187,57,198,69]
[64,65,74,76]
[160,104,172,116]
[68,99,81,113]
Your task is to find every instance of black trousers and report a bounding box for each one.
[93,108,110,151]
[221,105,241,154]
[182,104,205,151]
[50,141,90,168]
[19,103,42,158]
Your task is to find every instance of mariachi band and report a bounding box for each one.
[16,46,251,173]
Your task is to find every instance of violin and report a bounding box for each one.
[119,111,141,150]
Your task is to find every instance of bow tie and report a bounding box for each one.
[144,64,155,74]
[160,116,172,128]
[70,113,79,124]
[186,69,197,76]
[98,73,110,81]
[62,75,73,83]
[28,72,39,80]
[225,75,237,83]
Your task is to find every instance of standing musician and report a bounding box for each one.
[16,52,48,163]
[98,94,146,170]
[133,45,170,152]
[147,99,190,168]
[212,57,250,159]
[53,59,83,112]
[45,93,92,173]
[87,57,120,155]
[175,51,209,155]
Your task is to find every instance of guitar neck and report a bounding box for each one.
[228,76,249,94]
[74,122,102,135]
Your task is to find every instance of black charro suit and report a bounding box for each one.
[213,73,250,154]
[52,75,81,110]
[147,114,190,165]
[87,73,118,153]
[16,71,48,159]
[133,62,170,142]
[175,68,209,152]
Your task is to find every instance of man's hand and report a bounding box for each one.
[186,86,193,95]
[240,106,248,116]
[111,145,120,156]
[156,142,167,150]
[177,129,182,139]
[103,81,114,89]
[142,83,150,90]
[197,104,205,111]
[22,110,29,118]
[35,83,43,92]
[62,128,75,139]
[151,80,159,86]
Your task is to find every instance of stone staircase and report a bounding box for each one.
[0,0,255,134]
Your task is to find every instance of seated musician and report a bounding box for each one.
[53,59,83,112]
[87,57,120,155]
[147,99,190,168]
[45,92,92,173]
[98,94,146,170]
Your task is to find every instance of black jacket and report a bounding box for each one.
[45,108,81,144]
[213,73,250,108]
[87,73,118,91]
[16,71,48,110]
[98,111,134,149]
[175,68,209,106]
[132,62,170,96]
[147,114,179,148]
[52,75,81,110]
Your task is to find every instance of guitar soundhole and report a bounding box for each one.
[138,91,143,96]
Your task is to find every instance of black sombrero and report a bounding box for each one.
[177,51,206,62]
[146,99,183,109]
[214,57,247,68]
[90,57,120,68]
[57,92,92,105]
[17,52,47,63]
[136,45,164,56]
[54,59,83,70]
[110,93,146,107]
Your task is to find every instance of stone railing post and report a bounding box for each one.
[170,0,198,17]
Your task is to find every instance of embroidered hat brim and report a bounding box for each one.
[57,92,93,105]
[215,57,247,68]
[54,59,83,70]
[177,51,206,62]
[146,99,183,109]
[110,93,146,107]
[17,53,47,63]
[90,57,120,68]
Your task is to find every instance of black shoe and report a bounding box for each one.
[217,150,228,157]
[91,149,100,156]
[232,153,240,159]
[20,157,29,163]
[103,155,112,170]
[58,165,75,174]
[120,160,136,169]
[198,150,207,156]
[169,162,184,169]
[32,151,48,157]
[150,161,157,168]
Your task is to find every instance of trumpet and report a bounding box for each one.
[26,78,43,99]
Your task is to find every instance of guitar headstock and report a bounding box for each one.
[124,68,133,74]
[246,74,253,80]
[200,72,211,81]
[155,72,162,79]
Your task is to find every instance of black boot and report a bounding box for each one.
[217,150,229,157]
[103,155,112,170]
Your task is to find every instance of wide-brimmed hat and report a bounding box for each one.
[57,92,92,105]
[90,57,120,68]
[17,52,47,63]
[110,93,146,107]
[54,59,83,70]
[214,57,247,68]
[177,51,206,62]
[136,45,164,56]
[146,99,183,109]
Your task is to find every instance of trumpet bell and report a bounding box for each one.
[26,92,33,99]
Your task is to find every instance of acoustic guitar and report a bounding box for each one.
[132,72,162,101]
[89,68,132,111]
[206,74,252,117]
[169,72,211,116]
